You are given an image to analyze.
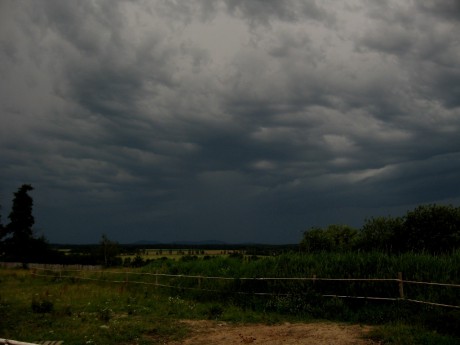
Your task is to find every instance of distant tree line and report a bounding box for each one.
[300,204,460,254]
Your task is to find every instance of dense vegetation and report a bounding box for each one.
[300,204,460,254]
[139,252,460,333]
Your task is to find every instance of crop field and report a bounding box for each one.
[1,251,459,345]
[120,248,238,261]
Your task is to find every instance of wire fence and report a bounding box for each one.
[30,267,460,309]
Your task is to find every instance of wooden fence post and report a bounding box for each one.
[398,272,404,299]
[312,274,317,292]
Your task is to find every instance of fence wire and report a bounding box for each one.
[30,267,460,309]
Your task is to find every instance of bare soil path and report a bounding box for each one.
[168,320,380,345]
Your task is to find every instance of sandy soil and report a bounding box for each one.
[168,320,380,345]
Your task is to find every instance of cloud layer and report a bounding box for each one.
[1,0,459,243]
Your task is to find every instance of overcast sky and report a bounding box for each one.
[1,0,459,244]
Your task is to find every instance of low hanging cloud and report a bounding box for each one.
[1,0,459,243]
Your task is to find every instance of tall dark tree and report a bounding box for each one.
[0,184,50,263]
[7,184,35,243]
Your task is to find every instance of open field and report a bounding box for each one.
[1,251,459,345]
[54,243,278,265]
[119,249,239,261]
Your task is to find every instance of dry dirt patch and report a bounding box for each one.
[168,320,379,345]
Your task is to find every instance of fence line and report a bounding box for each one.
[30,267,460,287]
[33,267,401,282]
[30,267,460,309]
[322,295,399,301]
[31,271,284,296]
[402,280,460,288]
[403,298,460,309]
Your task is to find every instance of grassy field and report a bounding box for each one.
[1,251,459,345]
[1,268,298,345]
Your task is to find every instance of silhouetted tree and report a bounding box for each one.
[0,185,35,262]
[7,184,35,240]
[0,184,52,263]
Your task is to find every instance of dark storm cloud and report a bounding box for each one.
[416,0,460,22]
[223,0,334,27]
[358,0,460,110]
[1,0,459,243]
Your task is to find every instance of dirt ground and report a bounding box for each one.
[168,320,380,345]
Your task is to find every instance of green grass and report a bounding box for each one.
[0,268,284,344]
[1,250,459,345]
[0,269,186,344]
